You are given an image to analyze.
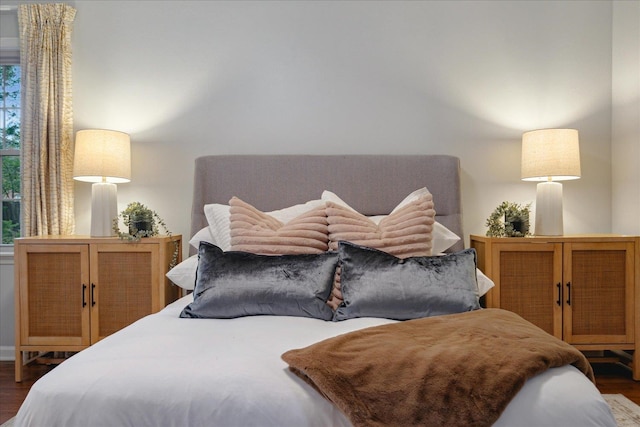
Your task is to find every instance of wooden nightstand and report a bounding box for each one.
[470,234,639,381]
[14,235,182,382]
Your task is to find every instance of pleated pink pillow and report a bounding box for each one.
[229,197,329,255]
[326,193,436,257]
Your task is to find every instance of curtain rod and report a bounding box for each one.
[0,5,18,12]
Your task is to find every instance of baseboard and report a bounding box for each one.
[0,249,15,264]
[0,346,15,361]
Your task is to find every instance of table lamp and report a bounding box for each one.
[521,129,581,236]
[73,129,131,237]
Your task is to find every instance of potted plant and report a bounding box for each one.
[485,201,531,237]
[113,202,170,239]
[113,202,179,269]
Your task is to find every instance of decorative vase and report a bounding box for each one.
[505,213,529,237]
[129,213,153,236]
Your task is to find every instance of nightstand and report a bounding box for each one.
[14,235,182,382]
[470,234,639,381]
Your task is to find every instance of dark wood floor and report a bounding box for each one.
[1,360,639,424]
[0,361,55,425]
[592,362,640,402]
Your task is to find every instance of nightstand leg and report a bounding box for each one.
[15,348,22,382]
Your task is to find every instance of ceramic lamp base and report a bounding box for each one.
[91,182,118,237]
[534,181,563,236]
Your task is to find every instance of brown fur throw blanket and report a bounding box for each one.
[282,309,594,427]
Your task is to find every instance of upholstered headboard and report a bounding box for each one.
[190,155,464,254]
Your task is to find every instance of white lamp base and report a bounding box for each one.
[91,182,118,237]
[534,181,563,236]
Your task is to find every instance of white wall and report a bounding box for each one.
[2,0,638,357]
[71,0,615,243]
[612,0,640,235]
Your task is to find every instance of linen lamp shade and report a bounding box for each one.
[521,129,581,182]
[521,129,581,236]
[73,129,131,183]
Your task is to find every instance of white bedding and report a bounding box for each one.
[16,296,616,427]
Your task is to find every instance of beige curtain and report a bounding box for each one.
[18,3,76,237]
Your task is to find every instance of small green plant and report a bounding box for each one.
[486,201,531,237]
[113,202,179,269]
[113,202,170,239]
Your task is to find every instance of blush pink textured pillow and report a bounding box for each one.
[229,197,329,255]
[326,193,436,257]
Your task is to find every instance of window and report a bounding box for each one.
[1,64,20,244]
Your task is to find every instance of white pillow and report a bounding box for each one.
[189,227,214,249]
[321,189,461,255]
[204,204,232,250]
[430,223,461,255]
[203,199,326,251]
[476,268,495,297]
[166,255,198,290]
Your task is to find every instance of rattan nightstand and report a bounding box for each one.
[470,234,639,380]
[13,235,182,382]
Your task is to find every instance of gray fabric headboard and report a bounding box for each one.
[190,155,463,255]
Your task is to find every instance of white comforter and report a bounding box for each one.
[16,296,616,427]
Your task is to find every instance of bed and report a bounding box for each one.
[16,155,616,427]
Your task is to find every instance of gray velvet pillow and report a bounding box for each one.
[180,242,338,320]
[334,241,480,321]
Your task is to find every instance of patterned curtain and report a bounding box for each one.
[18,4,76,236]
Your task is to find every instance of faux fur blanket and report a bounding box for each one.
[282,309,594,427]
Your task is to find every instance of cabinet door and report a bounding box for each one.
[563,242,634,345]
[491,242,563,338]
[17,244,90,346]
[90,243,158,343]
